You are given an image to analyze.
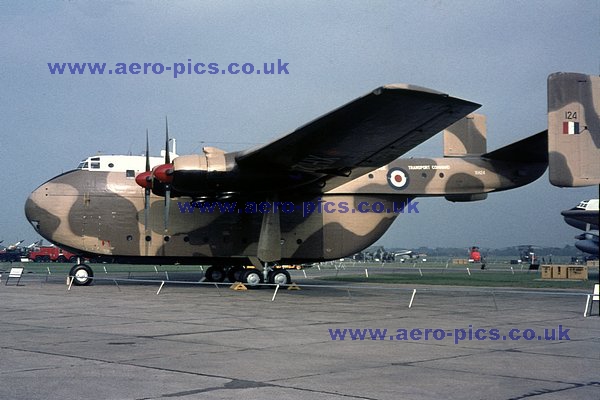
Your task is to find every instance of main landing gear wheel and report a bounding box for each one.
[268,269,291,285]
[69,264,94,286]
[204,266,226,282]
[227,266,245,283]
[242,269,263,288]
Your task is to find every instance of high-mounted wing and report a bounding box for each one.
[236,84,480,192]
[163,84,480,197]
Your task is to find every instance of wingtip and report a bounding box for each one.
[378,83,446,96]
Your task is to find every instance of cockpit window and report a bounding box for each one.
[90,162,100,169]
[91,157,100,161]
[126,170,135,178]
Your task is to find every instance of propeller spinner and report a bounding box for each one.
[134,120,176,235]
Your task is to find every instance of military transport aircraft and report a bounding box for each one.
[26,79,568,287]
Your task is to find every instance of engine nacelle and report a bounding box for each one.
[575,239,599,255]
[171,151,239,194]
[168,147,322,196]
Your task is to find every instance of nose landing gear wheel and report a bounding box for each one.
[69,264,94,286]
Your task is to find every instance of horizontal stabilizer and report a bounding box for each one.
[548,72,600,187]
[482,130,548,163]
[443,113,486,156]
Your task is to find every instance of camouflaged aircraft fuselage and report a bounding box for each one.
[25,83,549,267]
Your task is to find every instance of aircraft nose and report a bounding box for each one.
[24,184,61,239]
[25,188,43,233]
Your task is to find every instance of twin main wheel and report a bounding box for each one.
[204,266,226,282]
[268,269,291,285]
[204,266,291,287]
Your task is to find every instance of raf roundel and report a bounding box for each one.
[387,168,409,190]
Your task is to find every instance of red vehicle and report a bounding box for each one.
[28,246,79,263]
[469,246,482,262]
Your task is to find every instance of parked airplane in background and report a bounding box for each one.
[393,249,415,260]
[27,74,594,287]
[562,199,599,256]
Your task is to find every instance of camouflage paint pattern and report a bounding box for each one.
[548,72,600,187]
[24,82,553,266]
[25,170,404,264]
[443,113,486,156]
[25,141,547,265]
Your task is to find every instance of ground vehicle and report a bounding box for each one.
[0,249,22,262]
[469,247,482,262]
[27,246,78,263]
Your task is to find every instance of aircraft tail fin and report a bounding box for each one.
[443,113,486,156]
[548,72,600,187]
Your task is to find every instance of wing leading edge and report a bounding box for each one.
[236,84,480,192]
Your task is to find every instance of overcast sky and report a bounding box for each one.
[1,0,598,251]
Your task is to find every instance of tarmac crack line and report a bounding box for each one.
[506,381,600,399]
[402,357,595,388]
[390,351,478,367]
[136,379,272,399]
[0,345,378,400]
[136,327,247,339]
[507,346,600,361]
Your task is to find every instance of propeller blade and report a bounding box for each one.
[164,117,171,232]
[145,129,151,172]
[144,129,150,234]
[145,188,150,234]
[164,116,170,164]
[164,186,171,232]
